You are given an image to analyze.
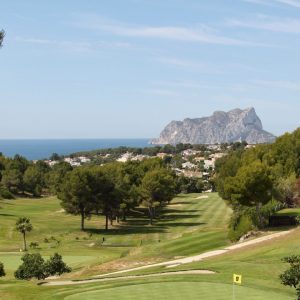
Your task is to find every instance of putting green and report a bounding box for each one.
[65,281,292,300]
[0,254,99,271]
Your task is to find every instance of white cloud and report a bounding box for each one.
[275,0,300,8]
[140,88,179,97]
[15,36,93,53]
[14,36,133,53]
[244,0,300,7]
[228,15,300,33]
[73,15,268,47]
[253,79,300,90]
[156,57,223,74]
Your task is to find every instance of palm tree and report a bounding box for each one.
[15,217,33,251]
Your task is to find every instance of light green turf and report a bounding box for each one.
[275,208,300,217]
[64,282,292,300]
[0,192,297,299]
[0,193,231,279]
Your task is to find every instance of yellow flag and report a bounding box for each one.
[233,274,242,284]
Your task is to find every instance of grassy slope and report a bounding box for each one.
[0,193,297,299]
[0,192,233,299]
[275,208,300,217]
[28,229,298,300]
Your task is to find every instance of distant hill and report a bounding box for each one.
[152,107,276,145]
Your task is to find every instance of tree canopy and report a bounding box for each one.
[0,30,4,47]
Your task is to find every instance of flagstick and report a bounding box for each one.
[233,282,235,300]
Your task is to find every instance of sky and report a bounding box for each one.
[0,0,299,139]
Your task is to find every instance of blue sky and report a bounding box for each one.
[0,0,299,138]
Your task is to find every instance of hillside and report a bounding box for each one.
[0,193,232,298]
[152,107,276,145]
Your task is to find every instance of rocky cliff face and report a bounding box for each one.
[152,108,276,145]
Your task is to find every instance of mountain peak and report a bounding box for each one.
[152,108,275,145]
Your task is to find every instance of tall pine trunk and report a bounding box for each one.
[80,210,85,231]
[105,214,109,231]
[148,207,153,225]
[23,232,27,251]
[256,202,262,228]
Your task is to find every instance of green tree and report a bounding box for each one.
[15,253,46,280]
[1,169,23,193]
[49,153,62,161]
[46,161,72,194]
[58,168,94,231]
[15,252,71,280]
[138,168,176,225]
[23,165,44,196]
[280,255,300,300]
[0,30,4,47]
[89,166,115,230]
[224,161,273,228]
[0,262,5,277]
[274,173,298,207]
[44,253,71,276]
[15,217,33,251]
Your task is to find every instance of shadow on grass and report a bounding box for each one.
[0,213,15,216]
[84,226,166,235]
[265,225,296,232]
[163,209,201,214]
[160,222,206,227]
[159,214,200,220]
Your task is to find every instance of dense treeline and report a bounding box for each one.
[0,153,179,229]
[215,128,300,240]
[70,143,201,158]
[0,153,72,198]
[58,158,177,229]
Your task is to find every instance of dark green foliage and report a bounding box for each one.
[138,168,176,224]
[58,167,96,231]
[15,252,71,280]
[44,253,71,276]
[280,255,300,299]
[0,29,4,47]
[15,217,33,251]
[0,185,14,199]
[0,262,5,277]
[1,169,23,193]
[228,214,253,241]
[14,253,46,280]
[0,155,51,196]
[46,161,72,194]
[216,128,300,236]
[29,242,39,249]
[177,176,204,193]
[49,153,62,161]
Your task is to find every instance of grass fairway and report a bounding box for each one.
[64,282,291,300]
[0,193,231,277]
[275,208,300,217]
[1,192,296,299]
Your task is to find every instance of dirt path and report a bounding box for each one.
[43,228,295,286]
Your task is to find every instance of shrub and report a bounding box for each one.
[15,252,71,280]
[44,253,71,276]
[280,255,300,300]
[0,188,14,199]
[0,262,6,277]
[29,242,39,249]
[228,214,254,242]
[15,253,46,280]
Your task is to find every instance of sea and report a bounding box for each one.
[0,139,153,160]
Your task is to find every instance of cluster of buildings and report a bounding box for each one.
[44,145,242,181]
[45,156,91,167]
